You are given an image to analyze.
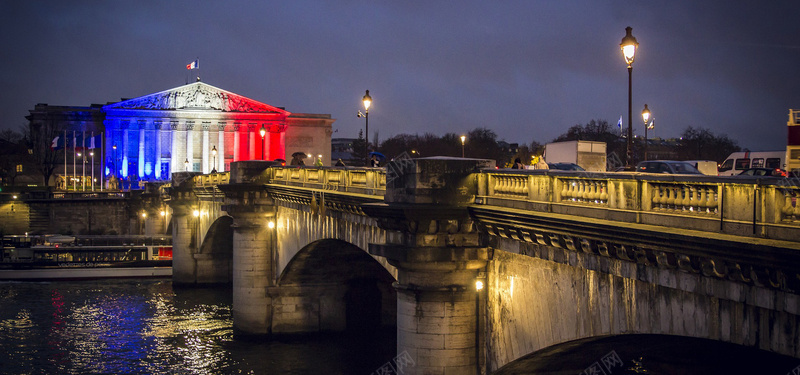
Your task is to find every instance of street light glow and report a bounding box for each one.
[193,210,200,217]
[620,26,638,66]
[362,90,372,111]
[475,280,484,291]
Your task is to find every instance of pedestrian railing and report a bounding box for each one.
[477,170,800,241]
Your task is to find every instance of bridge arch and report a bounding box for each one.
[195,215,233,284]
[494,334,800,374]
[269,239,397,334]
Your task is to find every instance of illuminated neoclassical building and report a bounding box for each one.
[103,81,334,179]
[28,81,334,186]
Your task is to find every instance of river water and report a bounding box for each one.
[0,279,395,375]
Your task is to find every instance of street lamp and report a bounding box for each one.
[358,90,372,165]
[211,145,217,173]
[620,26,638,167]
[112,144,117,179]
[411,149,421,157]
[77,151,85,191]
[259,125,267,160]
[90,151,94,191]
[460,135,466,158]
[641,104,651,161]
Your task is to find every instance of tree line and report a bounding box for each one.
[358,119,741,167]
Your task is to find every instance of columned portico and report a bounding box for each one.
[102,81,332,181]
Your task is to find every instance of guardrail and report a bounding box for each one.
[269,166,386,197]
[477,170,800,241]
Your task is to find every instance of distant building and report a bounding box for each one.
[788,109,800,172]
[27,81,334,187]
[331,137,358,165]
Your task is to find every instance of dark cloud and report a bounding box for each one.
[2,1,799,151]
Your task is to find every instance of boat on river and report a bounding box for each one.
[0,235,172,281]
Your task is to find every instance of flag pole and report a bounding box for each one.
[100,131,104,191]
[91,131,95,192]
[82,130,86,191]
[72,130,76,191]
[63,129,67,190]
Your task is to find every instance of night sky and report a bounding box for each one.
[2,1,800,152]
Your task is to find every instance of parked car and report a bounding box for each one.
[547,162,585,171]
[635,161,703,175]
[735,168,787,177]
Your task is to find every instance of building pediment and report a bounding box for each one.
[103,82,290,115]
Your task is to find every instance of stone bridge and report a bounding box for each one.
[152,158,800,374]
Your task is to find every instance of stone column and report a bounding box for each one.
[270,130,285,161]
[186,123,194,171]
[268,127,274,160]
[170,122,179,177]
[233,125,241,162]
[218,124,225,172]
[248,125,256,160]
[365,158,494,375]
[138,121,146,178]
[155,123,162,179]
[220,161,276,335]
[202,125,209,173]
[122,126,129,177]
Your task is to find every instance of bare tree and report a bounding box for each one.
[26,119,63,187]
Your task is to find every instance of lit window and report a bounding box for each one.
[15,164,22,173]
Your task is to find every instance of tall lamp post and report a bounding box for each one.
[112,144,117,178]
[620,26,638,167]
[90,151,94,191]
[259,125,267,160]
[358,90,372,165]
[460,135,466,158]
[641,104,651,161]
[211,145,217,173]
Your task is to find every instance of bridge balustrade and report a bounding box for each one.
[269,166,386,196]
[477,170,800,241]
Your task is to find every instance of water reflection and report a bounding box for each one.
[0,280,395,375]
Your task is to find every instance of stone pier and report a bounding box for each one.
[220,161,277,335]
[367,157,493,375]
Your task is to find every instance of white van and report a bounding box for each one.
[717,151,786,176]
[683,160,718,176]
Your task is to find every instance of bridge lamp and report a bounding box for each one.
[360,90,372,165]
[641,104,651,161]
[267,221,275,229]
[460,135,466,158]
[259,125,266,160]
[211,145,217,173]
[475,280,484,291]
[192,209,200,218]
[620,26,638,167]
[160,210,166,216]
[141,212,147,218]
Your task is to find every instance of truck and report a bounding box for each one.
[543,140,607,172]
[717,151,786,176]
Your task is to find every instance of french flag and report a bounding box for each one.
[186,59,199,70]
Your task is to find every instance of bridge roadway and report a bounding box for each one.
[155,158,800,374]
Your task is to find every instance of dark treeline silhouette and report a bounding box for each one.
[373,120,742,168]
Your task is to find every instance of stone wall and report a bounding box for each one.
[485,242,800,371]
[0,199,30,235]
[0,194,137,236]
